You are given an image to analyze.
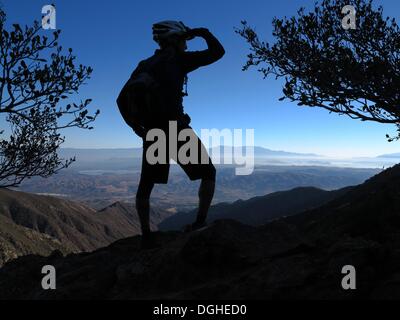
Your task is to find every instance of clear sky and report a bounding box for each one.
[2,0,400,157]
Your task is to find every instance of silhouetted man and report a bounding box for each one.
[130,21,225,248]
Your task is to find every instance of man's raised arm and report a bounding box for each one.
[182,28,225,73]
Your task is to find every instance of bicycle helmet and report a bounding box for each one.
[152,20,194,44]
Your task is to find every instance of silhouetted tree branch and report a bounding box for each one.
[236,0,400,141]
[0,7,100,187]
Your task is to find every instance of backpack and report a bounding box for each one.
[116,54,167,130]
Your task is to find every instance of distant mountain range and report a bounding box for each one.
[377,152,400,158]
[59,148,143,161]
[209,146,320,157]
[2,164,400,299]
[59,146,321,162]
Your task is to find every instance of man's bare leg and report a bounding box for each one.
[136,178,154,236]
[194,178,215,227]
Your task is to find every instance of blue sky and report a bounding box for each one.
[2,0,400,157]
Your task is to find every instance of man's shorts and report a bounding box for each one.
[140,125,216,184]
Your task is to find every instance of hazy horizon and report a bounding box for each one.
[57,145,400,159]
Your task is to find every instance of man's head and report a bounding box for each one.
[159,35,187,52]
[152,20,192,52]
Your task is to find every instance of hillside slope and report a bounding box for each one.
[2,165,400,299]
[0,214,70,267]
[0,189,170,266]
[159,186,351,230]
